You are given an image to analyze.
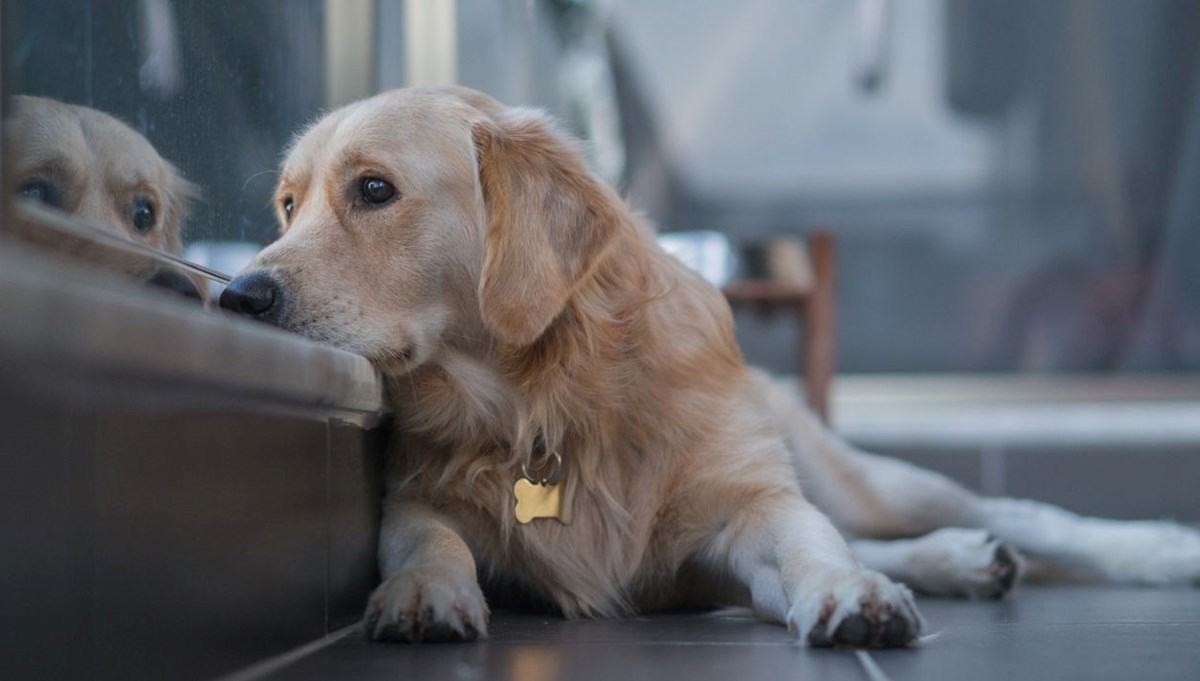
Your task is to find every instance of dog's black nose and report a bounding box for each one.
[147,267,203,301]
[220,271,279,319]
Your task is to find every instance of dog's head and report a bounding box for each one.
[5,95,194,255]
[221,87,622,371]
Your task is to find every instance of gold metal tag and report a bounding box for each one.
[514,478,566,524]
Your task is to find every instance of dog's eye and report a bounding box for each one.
[282,197,294,220]
[21,180,60,207]
[131,197,156,233]
[360,177,396,205]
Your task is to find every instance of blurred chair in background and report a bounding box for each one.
[660,229,838,423]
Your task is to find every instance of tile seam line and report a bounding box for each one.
[206,623,360,681]
[855,650,894,681]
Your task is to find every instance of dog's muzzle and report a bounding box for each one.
[219,270,281,322]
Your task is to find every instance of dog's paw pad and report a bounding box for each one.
[788,569,924,649]
[967,531,1023,599]
[989,541,1021,597]
[904,528,1024,599]
[364,567,489,643]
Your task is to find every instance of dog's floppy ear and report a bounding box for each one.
[472,110,620,346]
[159,162,198,256]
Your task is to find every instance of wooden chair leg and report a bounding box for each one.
[802,231,837,423]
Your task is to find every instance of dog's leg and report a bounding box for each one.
[364,497,489,642]
[757,372,1200,586]
[707,492,924,647]
[850,529,1022,599]
[756,372,978,537]
[973,497,1200,585]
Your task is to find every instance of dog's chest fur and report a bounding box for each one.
[386,349,734,616]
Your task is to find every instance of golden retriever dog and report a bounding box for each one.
[4,95,202,299]
[220,86,1200,648]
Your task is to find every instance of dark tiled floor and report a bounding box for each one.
[254,586,1200,681]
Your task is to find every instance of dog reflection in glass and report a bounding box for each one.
[4,95,202,300]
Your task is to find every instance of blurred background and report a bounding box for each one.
[618,0,1200,377]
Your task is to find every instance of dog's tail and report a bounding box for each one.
[753,369,1200,586]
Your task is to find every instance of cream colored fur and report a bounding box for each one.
[241,86,922,648]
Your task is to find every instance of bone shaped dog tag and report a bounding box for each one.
[514,478,566,524]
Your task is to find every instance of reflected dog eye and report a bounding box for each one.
[131,197,156,233]
[282,196,294,221]
[360,177,396,205]
[21,179,60,207]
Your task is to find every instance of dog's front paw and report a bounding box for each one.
[788,569,924,648]
[364,566,489,642]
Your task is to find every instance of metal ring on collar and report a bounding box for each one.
[521,450,562,485]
